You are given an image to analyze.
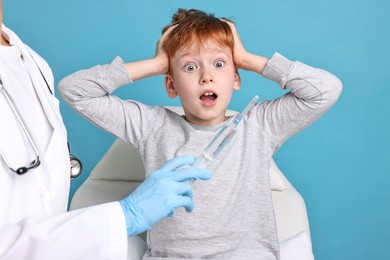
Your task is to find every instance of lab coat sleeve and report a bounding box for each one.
[0,202,128,260]
[258,52,343,150]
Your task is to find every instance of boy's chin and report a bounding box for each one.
[186,112,227,126]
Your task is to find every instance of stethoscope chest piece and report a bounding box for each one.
[70,154,82,180]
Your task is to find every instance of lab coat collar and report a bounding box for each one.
[1,25,70,213]
[2,25,66,139]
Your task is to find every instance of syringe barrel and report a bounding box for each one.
[192,122,237,168]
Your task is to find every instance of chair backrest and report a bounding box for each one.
[70,106,311,242]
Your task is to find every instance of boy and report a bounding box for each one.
[59,8,342,260]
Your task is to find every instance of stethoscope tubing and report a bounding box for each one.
[0,78,41,174]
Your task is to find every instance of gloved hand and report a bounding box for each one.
[119,156,212,236]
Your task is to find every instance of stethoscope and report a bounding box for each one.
[0,76,82,179]
[0,79,41,174]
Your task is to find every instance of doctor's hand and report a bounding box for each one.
[119,156,212,236]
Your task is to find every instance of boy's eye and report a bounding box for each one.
[215,61,225,68]
[184,64,197,71]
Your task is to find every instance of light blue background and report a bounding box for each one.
[4,0,389,259]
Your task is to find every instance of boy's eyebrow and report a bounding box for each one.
[177,49,231,60]
[177,52,192,59]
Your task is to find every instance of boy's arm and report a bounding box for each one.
[58,57,158,145]
[226,21,342,149]
[58,28,175,144]
[260,54,342,149]
[124,58,166,82]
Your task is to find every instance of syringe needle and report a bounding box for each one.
[192,95,259,169]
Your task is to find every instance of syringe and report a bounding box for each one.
[192,95,259,169]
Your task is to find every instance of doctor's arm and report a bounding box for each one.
[0,202,127,259]
[0,156,211,260]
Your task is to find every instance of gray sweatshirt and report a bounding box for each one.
[59,53,342,260]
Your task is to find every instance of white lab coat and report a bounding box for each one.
[0,25,127,259]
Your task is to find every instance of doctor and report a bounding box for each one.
[0,1,212,259]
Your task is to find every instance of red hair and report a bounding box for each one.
[162,9,235,58]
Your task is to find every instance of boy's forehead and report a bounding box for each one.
[173,40,232,58]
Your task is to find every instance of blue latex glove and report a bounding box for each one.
[119,156,212,236]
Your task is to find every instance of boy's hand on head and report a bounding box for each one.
[123,25,180,81]
[222,19,269,75]
[154,25,176,74]
[222,20,250,71]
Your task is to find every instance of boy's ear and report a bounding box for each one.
[233,70,241,90]
[165,73,178,98]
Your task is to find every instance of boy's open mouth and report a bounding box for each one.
[199,91,218,103]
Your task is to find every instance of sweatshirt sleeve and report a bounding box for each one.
[259,52,343,150]
[58,57,161,146]
[0,202,127,260]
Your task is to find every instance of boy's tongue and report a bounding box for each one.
[200,93,217,102]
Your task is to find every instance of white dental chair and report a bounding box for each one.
[69,107,312,259]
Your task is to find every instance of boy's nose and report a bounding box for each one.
[200,70,214,84]
[201,77,213,84]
